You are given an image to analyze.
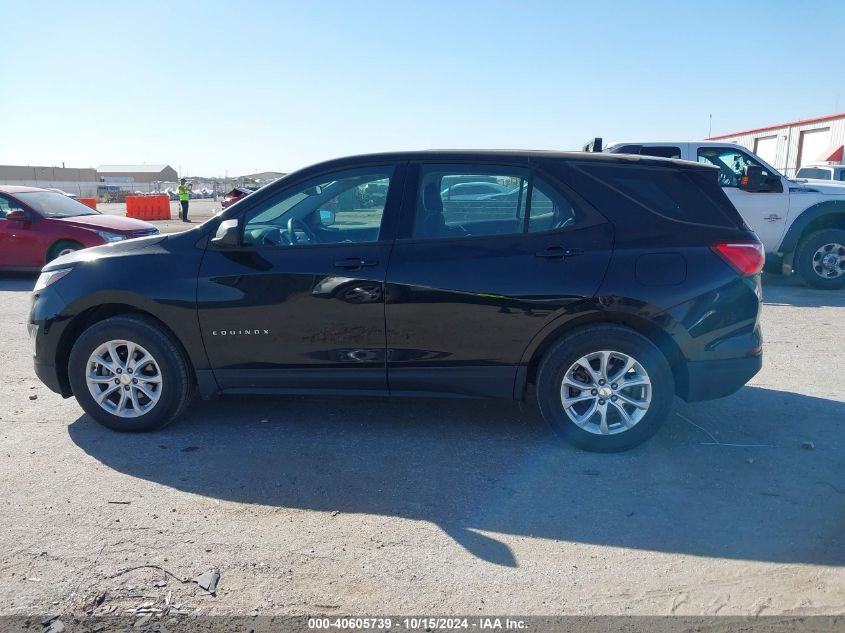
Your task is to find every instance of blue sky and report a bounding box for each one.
[1,0,842,176]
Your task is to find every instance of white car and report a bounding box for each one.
[441,181,511,200]
[46,188,77,199]
[602,141,845,289]
[795,163,845,184]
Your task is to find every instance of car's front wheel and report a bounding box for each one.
[796,228,845,289]
[68,315,193,431]
[47,240,83,262]
[536,325,674,452]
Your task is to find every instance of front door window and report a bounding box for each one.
[242,167,395,247]
[0,195,25,220]
[697,147,774,188]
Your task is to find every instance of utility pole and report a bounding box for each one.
[708,114,712,138]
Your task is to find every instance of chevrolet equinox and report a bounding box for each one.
[29,151,764,451]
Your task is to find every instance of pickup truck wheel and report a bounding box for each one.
[68,315,194,432]
[796,229,845,289]
[536,325,674,452]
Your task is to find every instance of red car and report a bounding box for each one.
[220,186,254,210]
[0,186,159,271]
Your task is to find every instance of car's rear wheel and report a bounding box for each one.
[536,325,674,452]
[47,240,83,262]
[796,228,845,289]
[68,315,193,432]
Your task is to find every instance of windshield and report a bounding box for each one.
[16,191,99,218]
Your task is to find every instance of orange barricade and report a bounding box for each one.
[125,195,172,221]
[77,197,97,210]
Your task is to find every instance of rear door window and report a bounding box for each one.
[527,178,577,233]
[410,165,583,240]
[412,165,529,239]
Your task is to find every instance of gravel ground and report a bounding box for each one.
[97,199,220,235]
[0,272,843,621]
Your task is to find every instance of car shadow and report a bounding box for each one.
[68,386,844,568]
[0,272,37,292]
[762,273,845,308]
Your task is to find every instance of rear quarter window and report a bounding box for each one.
[571,163,742,229]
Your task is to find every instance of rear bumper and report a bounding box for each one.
[682,354,762,402]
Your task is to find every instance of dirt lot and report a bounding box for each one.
[0,272,843,621]
[97,199,220,235]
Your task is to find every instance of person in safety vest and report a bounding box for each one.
[178,178,192,222]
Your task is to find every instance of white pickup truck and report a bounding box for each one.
[600,140,845,289]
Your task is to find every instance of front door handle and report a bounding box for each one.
[334,257,379,269]
[535,246,583,260]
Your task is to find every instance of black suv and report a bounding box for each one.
[30,151,764,451]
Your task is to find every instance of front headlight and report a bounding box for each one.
[96,230,128,243]
[34,268,73,292]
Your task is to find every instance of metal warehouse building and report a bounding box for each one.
[707,112,845,178]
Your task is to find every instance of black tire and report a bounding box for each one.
[536,325,674,452]
[68,314,194,432]
[796,228,845,290]
[47,240,83,262]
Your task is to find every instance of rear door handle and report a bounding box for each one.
[334,257,378,269]
[535,246,583,260]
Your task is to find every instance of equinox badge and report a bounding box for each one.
[211,329,270,336]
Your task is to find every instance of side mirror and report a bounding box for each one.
[6,209,28,222]
[319,209,336,226]
[210,219,240,248]
[740,165,765,192]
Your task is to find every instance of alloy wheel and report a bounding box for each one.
[85,340,163,418]
[560,350,651,435]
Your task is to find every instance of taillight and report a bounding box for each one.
[711,241,765,276]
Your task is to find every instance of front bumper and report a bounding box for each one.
[682,354,762,402]
[29,285,75,398]
[34,360,65,396]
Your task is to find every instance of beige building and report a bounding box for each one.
[0,164,99,197]
[98,164,179,184]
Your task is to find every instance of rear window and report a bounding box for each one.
[639,146,681,159]
[572,163,742,228]
[796,167,832,180]
[608,145,681,159]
